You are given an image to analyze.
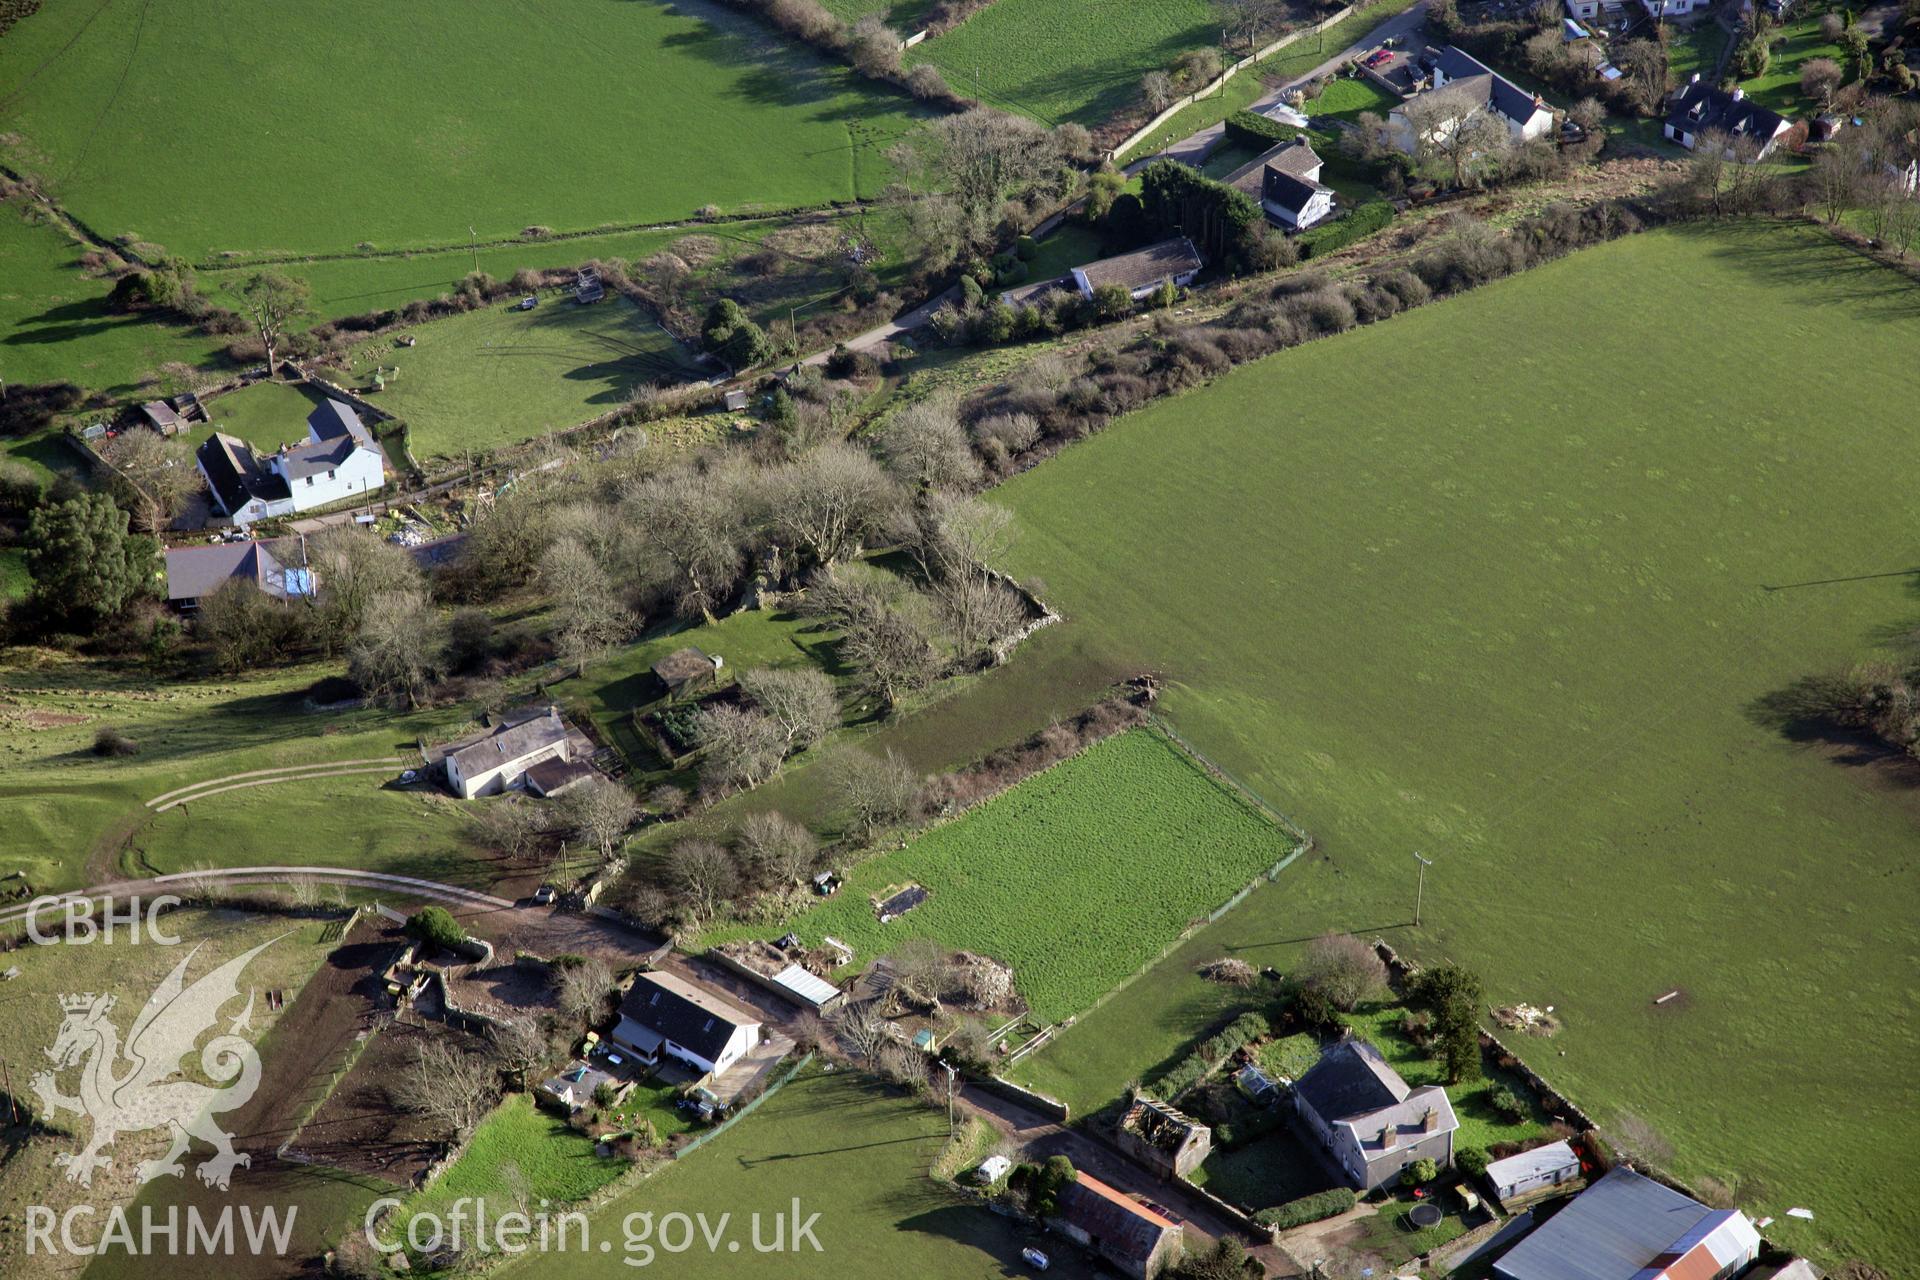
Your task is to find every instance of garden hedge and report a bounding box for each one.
[1300,201,1395,259]
[1255,1187,1356,1230]
[1224,109,1301,150]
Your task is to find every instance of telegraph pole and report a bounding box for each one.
[940,1060,958,1132]
[469,225,479,275]
[1413,851,1435,927]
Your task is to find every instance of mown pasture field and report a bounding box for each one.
[0,0,923,259]
[991,223,1920,1268]
[492,1066,1103,1280]
[0,660,469,893]
[396,1094,626,1243]
[0,198,228,394]
[710,728,1294,1021]
[344,295,706,462]
[908,0,1225,125]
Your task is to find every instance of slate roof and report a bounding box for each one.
[164,541,305,602]
[1223,136,1323,197]
[1493,1168,1753,1280]
[1055,1173,1178,1266]
[1664,81,1789,146]
[446,706,569,777]
[1074,237,1204,293]
[616,972,761,1065]
[307,399,372,445]
[1263,166,1334,216]
[1294,1038,1410,1121]
[525,756,594,796]
[280,401,378,481]
[1431,45,1549,126]
[196,432,288,513]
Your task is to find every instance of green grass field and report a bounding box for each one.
[398,1093,626,1242]
[344,295,705,461]
[492,1067,1100,1280]
[0,0,923,259]
[0,198,230,394]
[0,659,469,892]
[708,728,1293,1021]
[992,223,1920,1268]
[908,0,1225,125]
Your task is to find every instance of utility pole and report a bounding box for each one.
[940,1060,958,1132]
[1413,850,1435,927]
[469,225,479,275]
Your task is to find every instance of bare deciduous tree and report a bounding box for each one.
[889,936,951,1006]
[553,956,614,1020]
[1142,70,1175,113]
[489,1017,550,1091]
[937,574,1028,656]
[879,400,983,492]
[99,430,202,531]
[348,588,440,708]
[541,534,630,675]
[308,525,422,656]
[668,838,739,926]
[563,776,641,861]
[740,667,840,753]
[1800,56,1843,112]
[621,466,750,622]
[230,271,312,375]
[762,443,900,572]
[834,745,922,836]
[893,109,1064,267]
[468,797,554,864]
[834,1000,890,1061]
[695,703,788,793]
[1404,90,1509,189]
[734,810,819,887]
[391,1036,499,1138]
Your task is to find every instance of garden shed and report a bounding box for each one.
[1484,1140,1581,1204]
[653,646,718,699]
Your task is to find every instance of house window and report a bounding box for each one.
[327,469,335,479]
[305,476,313,486]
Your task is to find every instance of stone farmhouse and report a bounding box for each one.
[1292,1037,1458,1189]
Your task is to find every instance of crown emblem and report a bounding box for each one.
[60,993,103,1012]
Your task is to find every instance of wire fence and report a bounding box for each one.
[673,1052,814,1161]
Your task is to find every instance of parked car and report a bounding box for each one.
[532,884,556,905]
[1021,1247,1051,1271]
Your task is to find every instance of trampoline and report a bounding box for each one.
[1407,1202,1444,1229]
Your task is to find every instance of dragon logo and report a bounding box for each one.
[32,937,279,1191]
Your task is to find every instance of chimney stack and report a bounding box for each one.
[1379,1125,1397,1150]
[1731,86,1745,101]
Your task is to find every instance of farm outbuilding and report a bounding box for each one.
[770,963,842,1014]
[653,646,719,699]
[1484,1140,1581,1204]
